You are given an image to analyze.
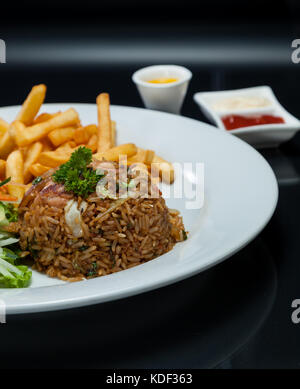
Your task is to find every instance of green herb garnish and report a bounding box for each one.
[79,245,89,251]
[86,261,98,277]
[32,176,43,185]
[52,147,104,198]
[182,230,188,241]
[0,177,11,188]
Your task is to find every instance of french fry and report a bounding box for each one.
[23,141,43,183]
[128,148,154,165]
[6,150,24,200]
[56,141,76,152]
[111,120,116,147]
[40,137,54,151]
[86,134,98,153]
[24,183,32,192]
[128,148,147,164]
[15,108,80,147]
[8,120,25,140]
[0,132,16,159]
[73,124,98,145]
[145,150,155,165]
[48,127,76,147]
[85,124,98,136]
[0,83,176,194]
[29,163,51,177]
[73,126,90,145]
[151,154,175,184]
[0,159,6,179]
[19,147,28,161]
[37,148,74,168]
[97,93,112,152]
[15,84,47,125]
[33,112,61,124]
[0,118,9,137]
[67,140,77,148]
[94,143,137,162]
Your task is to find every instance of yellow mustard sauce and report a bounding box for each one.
[147,77,178,84]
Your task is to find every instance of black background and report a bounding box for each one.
[1,0,300,369]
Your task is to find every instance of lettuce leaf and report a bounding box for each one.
[0,230,19,247]
[0,201,18,227]
[0,248,32,288]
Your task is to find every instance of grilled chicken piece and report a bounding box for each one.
[20,169,73,209]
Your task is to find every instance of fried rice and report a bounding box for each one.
[7,162,186,281]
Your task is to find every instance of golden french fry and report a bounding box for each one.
[37,148,75,168]
[40,137,54,151]
[48,127,76,147]
[24,183,32,192]
[73,124,98,145]
[151,154,175,184]
[85,124,98,136]
[128,148,147,163]
[97,93,112,152]
[15,108,80,147]
[73,126,90,145]
[29,163,51,177]
[68,140,77,148]
[6,150,24,200]
[0,159,6,179]
[23,141,43,183]
[86,134,98,153]
[8,120,26,140]
[33,112,61,124]
[111,120,116,147]
[94,143,137,162]
[16,84,47,125]
[0,132,16,159]
[145,150,155,165]
[19,147,28,161]
[128,148,154,165]
[56,141,76,152]
[0,118,9,137]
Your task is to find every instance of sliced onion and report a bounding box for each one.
[0,237,19,247]
[79,200,88,214]
[97,198,129,222]
[64,200,83,238]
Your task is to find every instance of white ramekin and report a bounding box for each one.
[132,65,192,114]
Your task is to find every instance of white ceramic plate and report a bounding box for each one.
[194,86,300,148]
[0,104,278,314]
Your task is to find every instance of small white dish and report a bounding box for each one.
[194,86,300,148]
[0,103,278,314]
[132,65,192,114]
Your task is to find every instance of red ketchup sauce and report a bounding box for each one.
[222,114,285,131]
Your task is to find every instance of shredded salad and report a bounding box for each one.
[0,178,32,288]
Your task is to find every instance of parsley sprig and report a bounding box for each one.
[52,147,103,198]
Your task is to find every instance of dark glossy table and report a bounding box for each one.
[1,27,300,368]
